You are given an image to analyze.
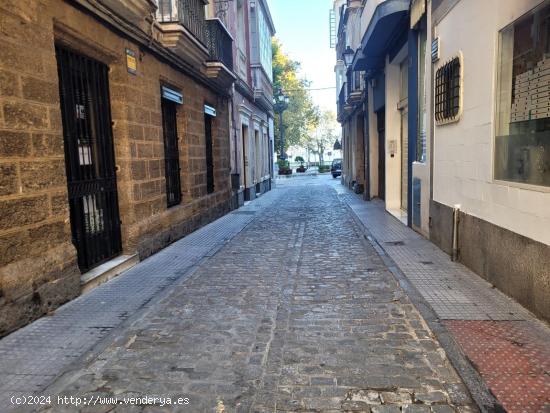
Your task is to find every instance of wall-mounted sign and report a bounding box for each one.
[162,86,183,104]
[204,105,216,117]
[126,48,137,75]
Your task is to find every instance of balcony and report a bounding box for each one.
[157,0,236,89]
[353,0,410,72]
[337,82,351,123]
[158,0,207,44]
[204,18,236,90]
[205,19,233,70]
[347,71,364,105]
[251,66,274,113]
[96,0,158,32]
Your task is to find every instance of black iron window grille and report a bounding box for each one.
[435,54,462,125]
[55,45,122,271]
[158,0,207,45]
[204,113,215,194]
[161,98,182,207]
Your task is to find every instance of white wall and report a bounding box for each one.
[385,50,407,211]
[433,0,550,245]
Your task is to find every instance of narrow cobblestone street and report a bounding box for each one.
[18,175,478,412]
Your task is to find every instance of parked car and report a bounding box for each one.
[331,159,342,178]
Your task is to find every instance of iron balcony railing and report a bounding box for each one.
[338,83,347,119]
[205,19,233,70]
[158,0,207,45]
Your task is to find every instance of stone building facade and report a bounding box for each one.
[0,0,237,335]
[210,0,275,206]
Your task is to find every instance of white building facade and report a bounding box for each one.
[336,0,550,321]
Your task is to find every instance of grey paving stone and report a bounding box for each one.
[1,177,479,413]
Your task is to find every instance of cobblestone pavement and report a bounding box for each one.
[0,192,280,410]
[24,177,477,412]
[328,176,550,413]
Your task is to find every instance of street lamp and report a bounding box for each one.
[343,46,355,68]
[273,90,290,159]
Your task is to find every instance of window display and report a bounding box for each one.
[495,1,550,187]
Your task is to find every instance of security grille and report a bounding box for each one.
[55,45,122,271]
[204,114,215,194]
[435,55,462,125]
[161,99,182,207]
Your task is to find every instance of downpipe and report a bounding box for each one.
[451,205,460,262]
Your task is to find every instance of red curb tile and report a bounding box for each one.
[445,320,550,413]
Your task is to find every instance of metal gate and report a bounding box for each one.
[55,46,122,272]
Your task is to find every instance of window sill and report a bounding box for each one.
[493,179,550,194]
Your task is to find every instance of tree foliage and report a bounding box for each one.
[272,39,319,155]
[305,110,339,164]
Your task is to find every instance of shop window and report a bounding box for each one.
[435,54,462,125]
[495,1,550,187]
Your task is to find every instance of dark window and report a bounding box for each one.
[435,55,462,124]
[205,113,215,194]
[161,98,182,207]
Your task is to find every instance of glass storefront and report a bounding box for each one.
[495,1,550,187]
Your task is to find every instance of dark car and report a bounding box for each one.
[331,159,342,178]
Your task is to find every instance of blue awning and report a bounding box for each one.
[352,0,410,74]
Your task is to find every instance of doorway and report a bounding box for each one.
[254,129,260,193]
[399,59,409,212]
[55,46,122,271]
[241,124,248,189]
[377,109,386,201]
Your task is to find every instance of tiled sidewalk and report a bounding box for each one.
[0,188,283,409]
[336,184,550,413]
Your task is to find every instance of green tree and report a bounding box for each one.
[305,110,338,165]
[272,39,319,155]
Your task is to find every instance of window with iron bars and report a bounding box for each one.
[435,54,462,125]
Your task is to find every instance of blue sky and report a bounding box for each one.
[266,0,337,112]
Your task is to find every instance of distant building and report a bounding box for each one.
[216,0,276,205]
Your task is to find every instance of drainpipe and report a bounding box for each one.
[451,204,460,262]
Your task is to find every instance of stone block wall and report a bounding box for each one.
[0,0,80,336]
[0,0,232,336]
